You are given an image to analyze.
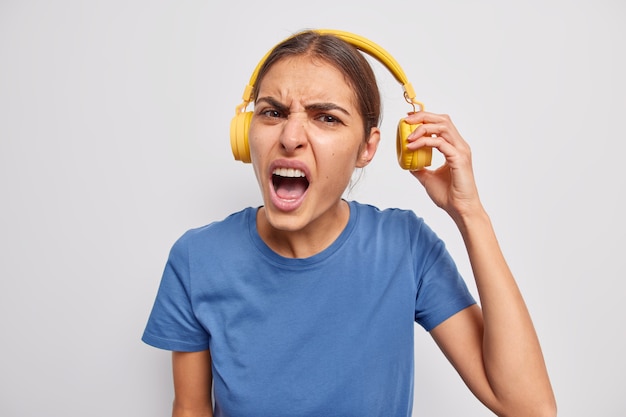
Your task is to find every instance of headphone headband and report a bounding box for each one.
[236,29,422,114]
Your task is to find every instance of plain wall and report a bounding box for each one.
[1,0,624,415]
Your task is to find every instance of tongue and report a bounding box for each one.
[275,177,308,200]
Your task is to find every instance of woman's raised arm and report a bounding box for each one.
[406,111,556,416]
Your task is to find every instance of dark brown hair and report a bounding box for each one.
[252,30,382,141]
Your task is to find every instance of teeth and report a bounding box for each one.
[272,168,306,178]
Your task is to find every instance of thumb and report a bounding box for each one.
[410,168,430,187]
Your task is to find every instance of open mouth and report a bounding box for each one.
[272,167,309,200]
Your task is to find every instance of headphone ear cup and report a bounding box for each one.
[396,119,432,171]
[230,111,253,163]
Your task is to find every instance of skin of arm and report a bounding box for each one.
[172,350,213,417]
[406,111,557,417]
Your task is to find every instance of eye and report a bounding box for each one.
[316,114,343,125]
[260,109,283,119]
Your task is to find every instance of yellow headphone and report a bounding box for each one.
[230,29,432,171]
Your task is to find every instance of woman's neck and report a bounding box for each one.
[256,199,350,259]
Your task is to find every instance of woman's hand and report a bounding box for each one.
[405,111,483,222]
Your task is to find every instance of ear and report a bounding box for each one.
[356,127,381,168]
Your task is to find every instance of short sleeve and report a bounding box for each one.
[412,220,476,331]
[141,232,211,351]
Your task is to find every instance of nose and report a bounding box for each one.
[279,113,307,154]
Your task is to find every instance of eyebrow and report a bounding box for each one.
[256,96,351,116]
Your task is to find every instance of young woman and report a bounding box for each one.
[143,30,556,417]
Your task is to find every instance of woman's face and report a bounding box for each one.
[249,55,379,235]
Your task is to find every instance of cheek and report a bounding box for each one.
[247,128,266,163]
[321,147,359,181]
[327,140,361,166]
[247,132,266,179]
[247,118,262,147]
[247,120,278,159]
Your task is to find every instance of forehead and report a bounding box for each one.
[256,56,357,103]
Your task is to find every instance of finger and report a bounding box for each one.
[409,125,470,162]
[404,111,455,128]
[405,112,463,145]
[410,165,430,187]
[407,134,459,161]
[407,123,449,141]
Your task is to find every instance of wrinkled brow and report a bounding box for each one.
[256,96,350,116]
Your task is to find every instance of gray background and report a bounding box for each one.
[1,0,624,416]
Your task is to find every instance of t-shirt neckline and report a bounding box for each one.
[247,200,359,268]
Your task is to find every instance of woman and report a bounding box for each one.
[143,30,556,417]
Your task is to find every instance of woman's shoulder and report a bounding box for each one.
[172,207,256,249]
[349,200,440,244]
[349,200,423,224]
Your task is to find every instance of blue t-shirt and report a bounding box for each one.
[142,201,475,417]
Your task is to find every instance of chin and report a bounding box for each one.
[262,205,311,233]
